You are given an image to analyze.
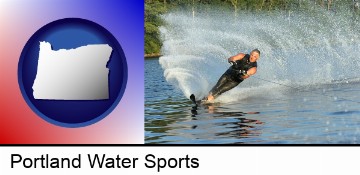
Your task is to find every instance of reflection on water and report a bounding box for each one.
[191,103,263,143]
[146,98,264,144]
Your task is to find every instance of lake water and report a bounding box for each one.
[145,58,360,144]
[145,9,360,144]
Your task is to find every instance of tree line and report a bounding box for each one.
[145,0,359,57]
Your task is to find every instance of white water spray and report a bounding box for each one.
[159,9,360,102]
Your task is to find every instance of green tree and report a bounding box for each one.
[144,0,359,57]
[145,0,166,55]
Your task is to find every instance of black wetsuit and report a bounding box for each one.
[209,54,257,99]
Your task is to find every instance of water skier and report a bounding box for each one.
[204,49,261,103]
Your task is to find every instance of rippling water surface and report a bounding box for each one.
[145,58,360,144]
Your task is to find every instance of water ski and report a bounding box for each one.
[190,94,197,104]
[190,94,211,106]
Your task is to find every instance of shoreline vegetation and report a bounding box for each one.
[144,53,162,58]
[145,0,360,58]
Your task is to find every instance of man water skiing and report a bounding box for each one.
[203,49,261,103]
